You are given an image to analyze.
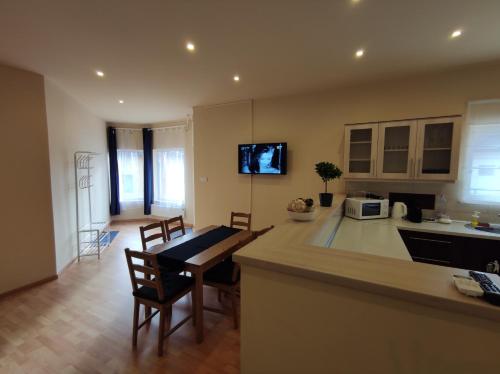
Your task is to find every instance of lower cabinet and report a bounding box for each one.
[398,229,500,274]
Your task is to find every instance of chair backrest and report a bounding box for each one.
[230,212,252,230]
[124,248,165,301]
[164,216,186,241]
[254,225,274,237]
[139,221,167,251]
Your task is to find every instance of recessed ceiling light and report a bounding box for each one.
[355,49,364,58]
[186,42,195,51]
[451,29,462,38]
[118,100,124,104]
[233,75,240,82]
[96,70,105,77]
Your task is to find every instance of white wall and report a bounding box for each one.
[45,80,109,273]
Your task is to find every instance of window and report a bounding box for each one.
[117,150,144,202]
[153,148,185,208]
[461,100,500,205]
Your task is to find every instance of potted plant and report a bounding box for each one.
[315,162,342,207]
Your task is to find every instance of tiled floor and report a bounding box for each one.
[0,221,240,373]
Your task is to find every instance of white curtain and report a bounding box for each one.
[116,129,144,212]
[152,125,187,217]
[460,100,500,205]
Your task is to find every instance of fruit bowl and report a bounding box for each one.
[287,210,317,221]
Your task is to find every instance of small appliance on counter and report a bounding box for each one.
[345,197,389,220]
[406,206,423,223]
[392,202,407,219]
[388,192,435,223]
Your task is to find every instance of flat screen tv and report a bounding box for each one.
[238,143,287,175]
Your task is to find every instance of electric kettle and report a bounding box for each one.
[392,202,407,219]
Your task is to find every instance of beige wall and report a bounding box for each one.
[0,64,56,294]
[193,101,253,228]
[193,60,500,229]
[45,80,109,273]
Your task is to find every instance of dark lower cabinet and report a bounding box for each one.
[398,229,500,274]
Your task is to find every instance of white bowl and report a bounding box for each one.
[287,210,316,221]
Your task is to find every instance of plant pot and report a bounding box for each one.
[319,193,333,207]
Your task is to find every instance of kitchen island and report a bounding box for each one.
[234,195,500,374]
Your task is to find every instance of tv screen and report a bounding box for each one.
[238,143,287,175]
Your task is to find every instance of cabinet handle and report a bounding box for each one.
[412,256,451,265]
[409,237,452,245]
[371,159,374,176]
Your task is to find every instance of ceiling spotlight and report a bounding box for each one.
[355,49,364,58]
[96,70,105,77]
[118,100,124,104]
[451,29,462,38]
[233,75,240,82]
[186,42,195,51]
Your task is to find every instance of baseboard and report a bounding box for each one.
[0,275,58,299]
[58,257,77,275]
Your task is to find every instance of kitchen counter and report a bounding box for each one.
[234,194,500,322]
[332,216,500,261]
[235,195,500,373]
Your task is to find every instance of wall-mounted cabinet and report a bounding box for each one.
[344,123,378,178]
[344,116,461,182]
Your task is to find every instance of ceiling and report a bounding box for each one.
[1,0,500,123]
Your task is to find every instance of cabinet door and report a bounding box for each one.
[376,120,417,179]
[460,238,500,273]
[344,124,378,179]
[415,117,461,181]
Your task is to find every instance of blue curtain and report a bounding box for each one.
[143,128,154,215]
[107,127,120,215]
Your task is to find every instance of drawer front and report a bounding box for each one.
[399,230,458,265]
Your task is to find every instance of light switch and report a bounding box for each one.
[200,176,208,183]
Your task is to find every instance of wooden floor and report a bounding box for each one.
[0,221,240,373]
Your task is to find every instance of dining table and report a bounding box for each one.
[146,225,253,343]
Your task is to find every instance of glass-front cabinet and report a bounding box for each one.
[415,117,461,181]
[376,120,417,179]
[344,123,378,178]
[344,116,461,181]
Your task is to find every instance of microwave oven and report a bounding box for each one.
[345,197,389,220]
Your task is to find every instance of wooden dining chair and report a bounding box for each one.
[139,221,167,251]
[124,248,195,356]
[230,212,252,231]
[203,228,274,329]
[164,216,186,241]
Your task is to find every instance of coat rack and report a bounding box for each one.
[74,151,110,261]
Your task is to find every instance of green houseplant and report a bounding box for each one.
[315,162,343,207]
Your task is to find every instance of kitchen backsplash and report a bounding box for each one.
[346,181,500,223]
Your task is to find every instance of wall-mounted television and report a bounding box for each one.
[238,143,287,175]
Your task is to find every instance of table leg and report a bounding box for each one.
[194,270,204,343]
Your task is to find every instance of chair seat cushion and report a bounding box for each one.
[203,260,238,285]
[133,273,193,303]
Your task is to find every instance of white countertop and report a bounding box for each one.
[332,216,500,261]
[234,195,500,322]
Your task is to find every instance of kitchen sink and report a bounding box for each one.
[465,223,500,235]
